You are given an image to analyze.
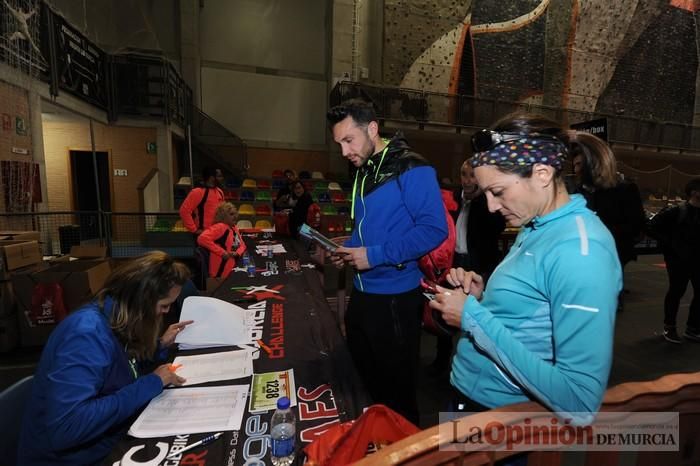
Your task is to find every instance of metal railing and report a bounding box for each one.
[330,82,700,152]
[0,211,194,259]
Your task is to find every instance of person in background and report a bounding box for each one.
[179,167,226,235]
[327,99,448,424]
[430,113,621,426]
[646,178,700,344]
[18,252,193,465]
[274,169,298,210]
[288,180,315,238]
[429,159,505,376]
[571,146,646,310]
[197,202,247,279]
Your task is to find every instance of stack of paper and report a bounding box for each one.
[255,244,287,255]
[128,385,249,438]
[175,297,250,349]
[173,350,254,385]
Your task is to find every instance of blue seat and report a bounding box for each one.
[0,375,34,465]
[240,190,255,201]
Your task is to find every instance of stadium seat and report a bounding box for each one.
[255,204,272,216]
[299,171,311,179]
[224,189,240,201]
[237,219,253,229]
[311,171,324,180]
[257,179,271,189]
[272,179,286,190]
[240,190,255,202]
[255,219,273,229]
[321,205,337,215]
[318,192,332,203]
[328,182,342,191]
[255,190,272,202]
[331,192,346,203]
[242,178,257,188]
[271,170,285,178]
[238,204,255,216]
[337,205,350,215]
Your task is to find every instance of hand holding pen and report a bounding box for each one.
[166,432,224,459]
[154,363,186,387]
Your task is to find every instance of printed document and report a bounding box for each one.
[128,385,249,438]
[173,350,253,386]
[175,296,248,349]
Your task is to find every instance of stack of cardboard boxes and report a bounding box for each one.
[0,232,112,351]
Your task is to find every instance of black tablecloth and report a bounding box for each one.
[108,234,369,465]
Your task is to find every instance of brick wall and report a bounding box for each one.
[42,120,158,212]
[0,81,34,212]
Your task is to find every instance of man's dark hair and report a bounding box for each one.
[327,99,377,127]
[202,167,218,181]
[685,178,700,198]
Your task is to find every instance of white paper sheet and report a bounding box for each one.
[175,296,248,349]
[128,385,249,438]
[255,244,286,255]
[173,350,253,386]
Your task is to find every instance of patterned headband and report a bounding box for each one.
[471,135,569,171]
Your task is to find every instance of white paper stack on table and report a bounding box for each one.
[175,296,251,350]
[173,350,253,386]
[255,243,286,255]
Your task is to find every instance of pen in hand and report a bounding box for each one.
[166,432,224,458]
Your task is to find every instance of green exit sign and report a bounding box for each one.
[146,142,157,154]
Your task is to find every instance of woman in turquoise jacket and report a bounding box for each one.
[430,113,622,425]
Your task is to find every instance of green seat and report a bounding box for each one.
[255,190,272,202]
[321,205,337,215]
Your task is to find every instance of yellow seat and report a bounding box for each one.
[255,219,272,229]
[327,182,341,191]
[242,178,257,188]
[238,204,255,216]
[311,171,324,180]
[236,219,253,229]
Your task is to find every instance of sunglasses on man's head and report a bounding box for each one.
[471,129,563,153]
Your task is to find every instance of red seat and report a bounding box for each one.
[257,179,271,189]
[272,170,285,178]
[255,204,272,216]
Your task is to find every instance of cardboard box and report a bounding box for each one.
[50,245,108,263]
[0,230,40,241]
[13,259,112,347]
[0,240,42,279]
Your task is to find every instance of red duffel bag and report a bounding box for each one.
[304,404,420,465]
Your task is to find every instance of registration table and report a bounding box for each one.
[108,233,369,465]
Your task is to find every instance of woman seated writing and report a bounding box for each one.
[197,202,247,279]
[19,251,194,465]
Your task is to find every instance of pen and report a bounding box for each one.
[168,363,182,372]
[256,339,273,355]
[166,432,224,458]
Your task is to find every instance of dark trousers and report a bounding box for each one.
[664,257,700,329]
[345,286,423,425]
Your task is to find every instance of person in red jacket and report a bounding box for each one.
[179,167,225,234]
[197,202,247,279]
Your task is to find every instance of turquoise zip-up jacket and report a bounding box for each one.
[451,194,621,423]
[346,134,448,294]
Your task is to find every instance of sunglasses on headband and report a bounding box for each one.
[471,129,563,153]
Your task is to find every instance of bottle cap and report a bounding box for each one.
[277,396,290,409]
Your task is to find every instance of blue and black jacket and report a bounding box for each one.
[346,133,448,294]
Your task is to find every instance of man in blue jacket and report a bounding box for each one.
[327,99,447,424]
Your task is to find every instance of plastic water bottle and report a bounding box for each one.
[242,252,250,267]
[270,397,296,466]
[247,258,256,278]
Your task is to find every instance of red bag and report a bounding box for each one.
[306,203,322,229]
[420,189,458,337]
[28,282,67,326]
[304,404,419,466]
[274,211,291,236]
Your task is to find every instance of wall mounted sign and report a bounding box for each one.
[12,147,30,155]
[15,117,27,136]
[571,118,608,142]
[146,142,157,154]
